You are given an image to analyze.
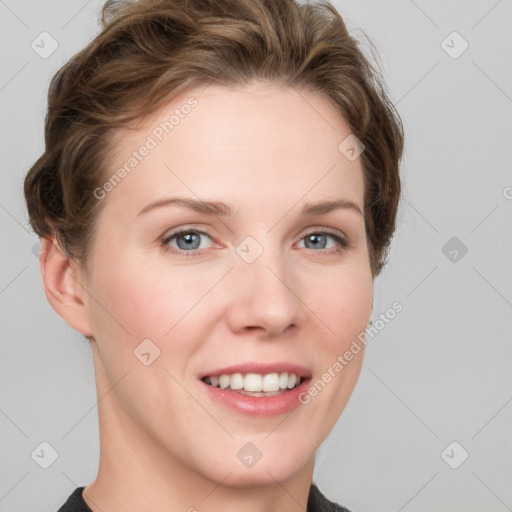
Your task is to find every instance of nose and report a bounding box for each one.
[225,242,301,339]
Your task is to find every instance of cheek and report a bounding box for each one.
[342,271,373,327]
[310,265,373,347]
[87,226,233,380]
[88,260,219,356]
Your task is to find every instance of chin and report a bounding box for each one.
[215,464,304,489]
[206,444,314,488]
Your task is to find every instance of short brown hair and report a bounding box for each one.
[24,0,404,277]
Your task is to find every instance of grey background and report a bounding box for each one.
[1,1,511,511]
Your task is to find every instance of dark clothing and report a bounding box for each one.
[307,482,353,511]
[57,482,353,511]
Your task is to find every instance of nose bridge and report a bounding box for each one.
[228,231,300,336]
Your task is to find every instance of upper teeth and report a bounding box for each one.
[204,372,301,392]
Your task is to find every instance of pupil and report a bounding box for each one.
[306,234,326,249]
[178,232,200,250]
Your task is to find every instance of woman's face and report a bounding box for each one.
[75,82,373,487]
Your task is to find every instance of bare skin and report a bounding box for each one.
[41,82,373,512]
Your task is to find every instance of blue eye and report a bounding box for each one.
[160,228,350,257]
[298,231,350,253]
[162,229,213,255]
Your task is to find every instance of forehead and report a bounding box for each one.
[102,83,365,216]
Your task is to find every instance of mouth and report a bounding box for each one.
[201,372,305,397]
[198,362,312,416]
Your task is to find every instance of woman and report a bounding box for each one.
[24,0,403,510]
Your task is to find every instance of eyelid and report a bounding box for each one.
[164,226,210,237]
[301,225,348,239]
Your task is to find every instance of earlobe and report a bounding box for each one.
[40,235,94,338]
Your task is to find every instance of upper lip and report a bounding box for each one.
[199,362,312,380]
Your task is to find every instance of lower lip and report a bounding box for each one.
[199,378,311,417]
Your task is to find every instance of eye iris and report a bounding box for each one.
[177,232,200,250]
[305,233,327,249]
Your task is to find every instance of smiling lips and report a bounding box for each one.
[199,362,312,411]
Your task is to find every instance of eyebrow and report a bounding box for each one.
[136,196,363,218]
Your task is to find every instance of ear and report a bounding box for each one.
[39,235,94,338]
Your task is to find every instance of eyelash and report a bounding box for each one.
[160,227,351,258]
